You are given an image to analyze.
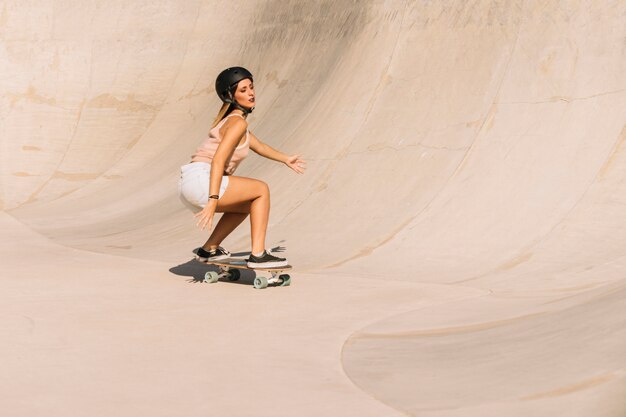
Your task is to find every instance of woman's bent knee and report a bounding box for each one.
[244,177,269,199]
[218,176,268,207]
[256,180,269,198]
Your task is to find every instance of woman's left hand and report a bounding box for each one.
[285,154,307,174]
[194,199,218,231]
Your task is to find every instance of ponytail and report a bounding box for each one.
[211,102,234,129]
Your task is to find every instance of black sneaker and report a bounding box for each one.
[196,246,231,262]
[247,251,288,268]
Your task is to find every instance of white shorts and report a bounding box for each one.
[178,162,229,210]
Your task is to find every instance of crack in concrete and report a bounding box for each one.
[308,142,470,161]
[499,88,626,105]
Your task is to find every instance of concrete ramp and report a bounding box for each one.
[1,1,625,416]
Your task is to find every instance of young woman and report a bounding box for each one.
[178,67,305,268]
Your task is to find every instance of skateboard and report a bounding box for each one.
[201,258,292,289]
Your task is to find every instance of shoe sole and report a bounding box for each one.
[196,254,231,262]
[247,261,289,269]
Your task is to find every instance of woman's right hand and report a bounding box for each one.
[194,199,218,231]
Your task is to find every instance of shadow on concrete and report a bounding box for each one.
[168,258,258,286]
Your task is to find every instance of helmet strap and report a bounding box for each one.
[232,102,254,115]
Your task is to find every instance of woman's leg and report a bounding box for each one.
[202,211,248,251]
[211,176,270,255]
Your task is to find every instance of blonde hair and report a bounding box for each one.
[211,103,233,129]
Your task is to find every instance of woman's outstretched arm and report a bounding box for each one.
[249,131,306,174]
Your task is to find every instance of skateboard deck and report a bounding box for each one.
[200,257,292,289]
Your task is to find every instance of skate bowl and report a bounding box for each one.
[1,1,625,416]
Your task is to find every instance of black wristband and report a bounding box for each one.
[209,195,219,200]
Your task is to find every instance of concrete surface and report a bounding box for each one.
[1,1,625,416]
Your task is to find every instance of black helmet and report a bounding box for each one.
[215,66,253,105]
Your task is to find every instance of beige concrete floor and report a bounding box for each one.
[1,1,625,416]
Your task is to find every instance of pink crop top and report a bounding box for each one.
[190,113,250,175]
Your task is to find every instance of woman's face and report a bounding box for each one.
[233,78,255,109]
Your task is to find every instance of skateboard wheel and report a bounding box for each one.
[204,271,219,283]
[254,276,268,289]
[227,269,241,281]
[279,274,291,287]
